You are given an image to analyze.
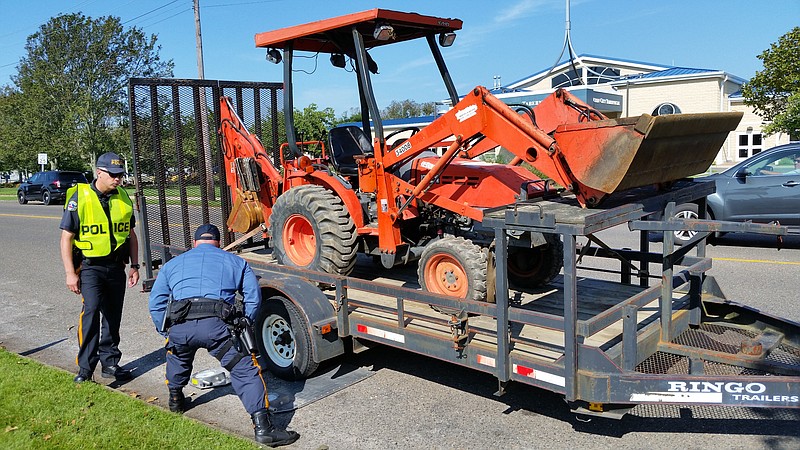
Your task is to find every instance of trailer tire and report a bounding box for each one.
[418,236,487,303]
[256,295,318,380]
[507,234,564,288]
[270,185,358,276]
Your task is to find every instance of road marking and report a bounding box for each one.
[714,257,800,266]
[0,213,61,220]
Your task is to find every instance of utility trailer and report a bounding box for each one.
[129,78,800,418]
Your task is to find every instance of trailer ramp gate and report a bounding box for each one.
[128,78,283,286]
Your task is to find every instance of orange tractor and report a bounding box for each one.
[219,9,741,302]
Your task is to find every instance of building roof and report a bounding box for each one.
[506,54,670,89]
[608,67,746,86]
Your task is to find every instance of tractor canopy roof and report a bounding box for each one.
[254,9,463,53]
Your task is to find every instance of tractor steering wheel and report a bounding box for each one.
[385,127,420,149]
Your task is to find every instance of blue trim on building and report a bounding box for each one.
[621,67,717,80]
[506,54,672,87]
[337,115,437,129]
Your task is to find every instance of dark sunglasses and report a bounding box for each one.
[100,169,125,179]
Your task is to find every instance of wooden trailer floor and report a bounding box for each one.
[241,252,668,366]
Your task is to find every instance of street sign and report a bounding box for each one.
[37,153,47,165]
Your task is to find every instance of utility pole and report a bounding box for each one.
[194,0,215,200]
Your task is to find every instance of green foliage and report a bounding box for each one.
[381,99,435,119]
[0,349,259,449]
[335,107,362,126]
[0,13,173,173]
[741,27,800,137]
[293,103,336,153]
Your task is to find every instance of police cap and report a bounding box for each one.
[97,152,126,175]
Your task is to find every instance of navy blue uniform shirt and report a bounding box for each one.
[148,243,261,332]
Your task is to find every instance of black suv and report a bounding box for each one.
[17,171,88,205]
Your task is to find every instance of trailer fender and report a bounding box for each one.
[258,274,344,363]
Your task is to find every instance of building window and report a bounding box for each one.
[652,102,681,116]
[552,68,583,88]
[737,132,762,159]
[587,66,620,84]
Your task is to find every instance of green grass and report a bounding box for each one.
[0,348,260,450]
[0,186,17,199]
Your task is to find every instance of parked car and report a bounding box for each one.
[17,170,88,205]
[667,143,800,244]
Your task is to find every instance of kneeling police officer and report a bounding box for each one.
[148,224,299,447]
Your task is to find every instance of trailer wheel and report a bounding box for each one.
[270,185,358,276]
[507,234,564,288]
[256,295,318,380]
[418,236,487,303]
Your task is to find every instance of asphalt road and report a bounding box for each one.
[1,199,799,450]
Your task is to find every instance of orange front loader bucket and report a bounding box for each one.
[552,111,743,194]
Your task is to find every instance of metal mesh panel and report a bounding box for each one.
[635,323,800,375]
[672,323,758,355]
[128,78,283,271]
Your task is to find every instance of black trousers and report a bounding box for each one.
[76,263,126,373]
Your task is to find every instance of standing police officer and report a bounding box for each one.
[148,224,299,448]
[60,152,140,383]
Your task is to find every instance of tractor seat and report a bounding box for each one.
[328,126,372,177]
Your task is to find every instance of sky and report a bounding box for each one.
[1,0,798,115]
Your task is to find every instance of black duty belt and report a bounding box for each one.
[167,297,235,324]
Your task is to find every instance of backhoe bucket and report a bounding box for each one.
[553,112,743,194]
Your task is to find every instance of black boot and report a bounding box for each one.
[168,388,185,413]
[251,409,299,447]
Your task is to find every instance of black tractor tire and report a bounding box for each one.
[507,234,564,288]
[418,236,488,303]
[42,190,52,206]
[17,191,27,205]
[269,185,358,276]
[256,295,318,380]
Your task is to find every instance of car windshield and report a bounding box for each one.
[60,172,88,183]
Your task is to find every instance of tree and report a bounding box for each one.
[293,103,336,154]
[4,13,173,172]
[741,27,800,137]
[381,99,435,119]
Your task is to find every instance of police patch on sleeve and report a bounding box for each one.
[67,200,78,211]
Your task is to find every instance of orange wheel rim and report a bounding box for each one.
[424,254,468,297]
[283,214,316,266]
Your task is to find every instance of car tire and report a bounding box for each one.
[42,190,52,206]
[672,203,699,245]
[17,191,27,205]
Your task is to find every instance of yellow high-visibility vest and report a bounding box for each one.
[66,184,133,257]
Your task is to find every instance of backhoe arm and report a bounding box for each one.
[218,96,282,232]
